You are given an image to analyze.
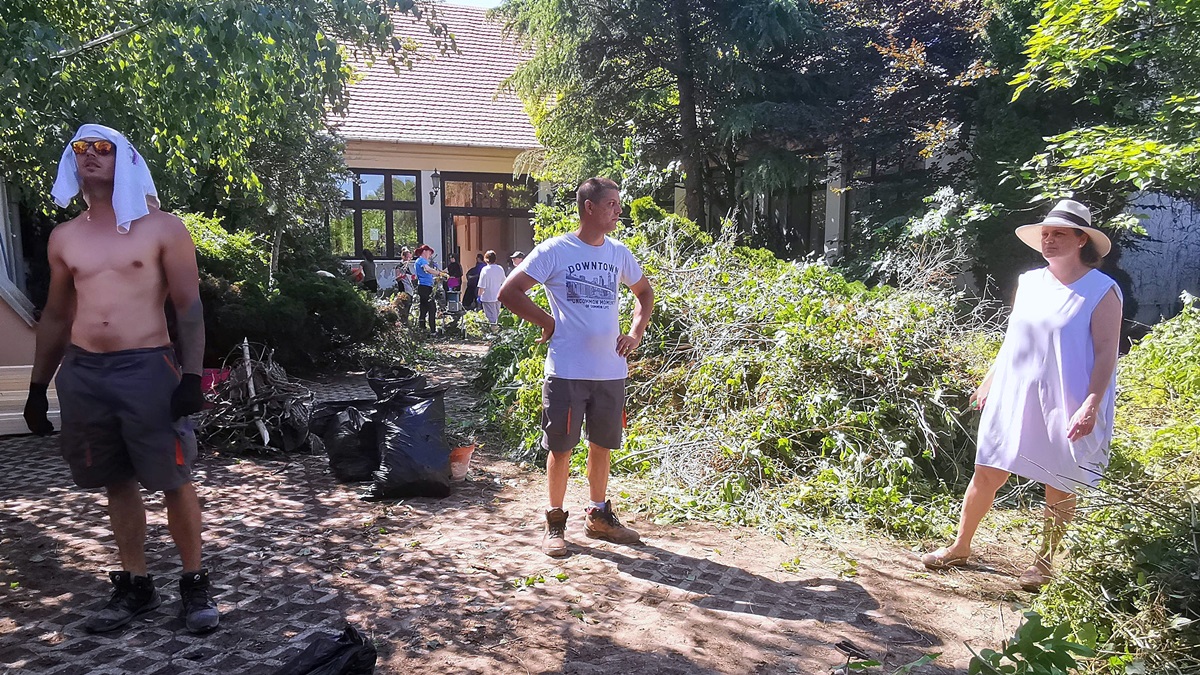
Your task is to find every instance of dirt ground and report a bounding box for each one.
[0,339,1040,674]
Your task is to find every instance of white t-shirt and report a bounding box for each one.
[477,264,506,302]
[516,232,644,380]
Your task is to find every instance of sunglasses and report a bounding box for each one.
[71,139,115,156]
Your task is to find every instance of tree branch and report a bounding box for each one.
[51,20,153,60]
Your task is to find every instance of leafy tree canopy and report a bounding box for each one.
[499,0,988,233]
[1010,0,1200,201]
[0,0,446,219]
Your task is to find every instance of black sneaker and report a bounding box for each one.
[179,569,220,634]
[84,571,161,633]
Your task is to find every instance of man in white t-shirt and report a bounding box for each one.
[476,250,507,330]
[499,177,655,557]
[506,250,525,276]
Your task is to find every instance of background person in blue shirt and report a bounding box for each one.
[413,244,446,333]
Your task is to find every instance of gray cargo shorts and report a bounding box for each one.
[55,345,197,492]
[541,377,625,454]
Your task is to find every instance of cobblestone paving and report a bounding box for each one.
[0,344,998,674]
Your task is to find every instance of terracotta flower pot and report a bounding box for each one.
[449,444,476,481]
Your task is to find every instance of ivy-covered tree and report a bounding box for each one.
[1,0,456,303]
[499,0,822,227]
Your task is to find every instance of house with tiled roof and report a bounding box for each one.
[328,3,543,280]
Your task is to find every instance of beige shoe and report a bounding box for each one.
[921,547,970,570]
[1018,562,1052,592]
[584,501,641,544]
[542,508,569,557]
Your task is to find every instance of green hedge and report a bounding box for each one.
[1033,298,1200,674]
[183,213,388,369]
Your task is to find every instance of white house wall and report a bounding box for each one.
[1122,193,1200,324]
[344,141,528,175]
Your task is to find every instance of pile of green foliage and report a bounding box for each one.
[478,200,995,538]
[1033,297,1200,674]
[184,213,410,370]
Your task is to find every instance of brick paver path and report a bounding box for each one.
[0,342,1004,674]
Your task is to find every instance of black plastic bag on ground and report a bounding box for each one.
[309,399,376,437]
[362,386,451,500]
[272,623,376,675]
[365,365,427,400]
[323,407,380,482]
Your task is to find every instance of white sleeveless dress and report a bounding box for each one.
[976,268,1122,493]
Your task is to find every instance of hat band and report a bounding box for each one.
[1046,209,1090,228]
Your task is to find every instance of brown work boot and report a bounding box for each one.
[585,501,641,544]
[543,508,569,557]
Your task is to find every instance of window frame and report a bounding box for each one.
[440,172,537,257]
[334,169,422,259]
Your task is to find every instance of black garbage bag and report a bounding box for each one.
[323,407,380,482]
[272,623,376,675]
[365,365,427,400]
[362,386,451,500]
[309,399,377,437]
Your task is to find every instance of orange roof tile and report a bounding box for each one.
[333,4,540,150]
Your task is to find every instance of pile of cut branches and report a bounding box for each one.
[197,340,315,454]
[478,201,1000,537]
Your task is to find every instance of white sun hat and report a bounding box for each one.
[1015,199,1112,258]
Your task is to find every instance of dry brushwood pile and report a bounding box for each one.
[197,340,315,454]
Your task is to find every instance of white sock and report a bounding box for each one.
[590,500,608,511]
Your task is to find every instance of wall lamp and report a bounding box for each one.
[429,169,441,205]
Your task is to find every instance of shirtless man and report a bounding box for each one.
[23,125,219,634]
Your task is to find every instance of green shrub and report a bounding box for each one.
[184,213,270,287]
[968,611,1095,675]
[183,212,396,369]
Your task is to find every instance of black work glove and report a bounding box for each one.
[24,383,54,435]
[171,373,205,419]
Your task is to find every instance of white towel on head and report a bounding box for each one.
[51,123,160,234]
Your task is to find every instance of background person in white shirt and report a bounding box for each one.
[506,250,525,275]
[476,250,507,329]
[499,177,654,557]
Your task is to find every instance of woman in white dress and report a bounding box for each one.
[922,199,1124,591]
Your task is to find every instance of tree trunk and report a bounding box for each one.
[672,0,707,228]
[269,222,284,290]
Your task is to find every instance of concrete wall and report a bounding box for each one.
[1122,193,1200,324]
[0,179,36,367]
[0,289,35,367]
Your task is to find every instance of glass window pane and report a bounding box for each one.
[339,177,354,201]
[330,212,355,258]
[392,210,417,255]
[391,175,416,202]
[444,180,472,208]
[476,181,503,209]
[508,181,536,210]
[362,210,386,256]
[360,174,385,200]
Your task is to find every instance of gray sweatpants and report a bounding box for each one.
[481,301,501,325]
